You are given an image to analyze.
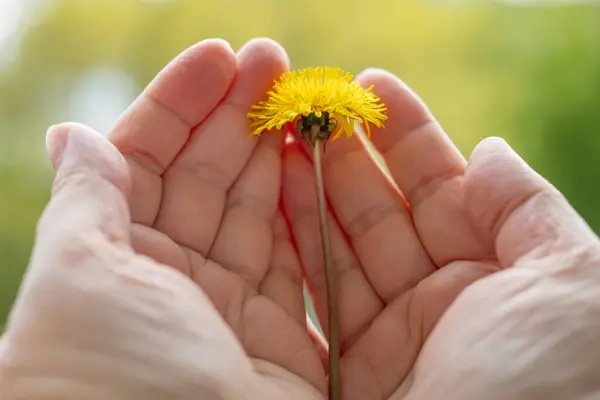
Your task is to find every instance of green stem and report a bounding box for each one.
[312,139,340,400]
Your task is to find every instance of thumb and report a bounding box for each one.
[1,122,134,352]
[1,124,257,398]
[4,122,132,331]
[38,122,131,251]
[465,137,598,267]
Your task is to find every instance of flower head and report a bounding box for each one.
[247,67,387,145]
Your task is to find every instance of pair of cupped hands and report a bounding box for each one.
[1,38,600,400]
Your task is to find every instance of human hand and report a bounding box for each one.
[3,35,599,400]
[0,39,327,399]
[282,69,600,399]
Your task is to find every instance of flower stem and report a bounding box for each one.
[312,139,340,400]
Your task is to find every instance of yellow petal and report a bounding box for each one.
[247,66,387,138]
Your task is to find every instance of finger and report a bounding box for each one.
[206,131,283,289]
[282,143,384,350]
[318,131,435,303]
[206,126,285,291]
[357,69,465,207]
[257,212,306,325]
[465,137,599,267]
[357,69,487,265]
[108,39,237,226]
[154,38,288,257]
[239,209,328,392]
[38,122,131,252]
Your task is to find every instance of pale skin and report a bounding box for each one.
[1,38,600,399]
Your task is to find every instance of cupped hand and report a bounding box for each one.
[3,37,600,400]
[0,39,327,399]
[282,69,600,399]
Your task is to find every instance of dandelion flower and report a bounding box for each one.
[247,67,387,147]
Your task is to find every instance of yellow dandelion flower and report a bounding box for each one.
[247,67,387,146]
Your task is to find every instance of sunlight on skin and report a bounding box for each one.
[1,33,600,400]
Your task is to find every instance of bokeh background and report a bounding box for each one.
[0,0,599,331]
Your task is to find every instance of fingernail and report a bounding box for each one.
[46,125,70,170]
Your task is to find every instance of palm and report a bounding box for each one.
[280,70,551,398]
[109,39,325,397]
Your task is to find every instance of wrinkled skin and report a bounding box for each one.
[1,39,599,400]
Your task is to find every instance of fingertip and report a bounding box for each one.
[52,123,131,197]
[356,68,434,154]
[466,136,531,185]
[47,122,106,169]
[201,37,235,53]
[465,136,553,260]
[469,136,512,159]
[356,68,410,103]
[356,67,396,86]
[231,38,289,106]
[141,38,238,129]
[176,39,237,82]
[237,37,290,71]
[46,124,70,169]
[186,38,237,74]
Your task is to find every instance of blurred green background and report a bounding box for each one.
[0,0,599,330]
